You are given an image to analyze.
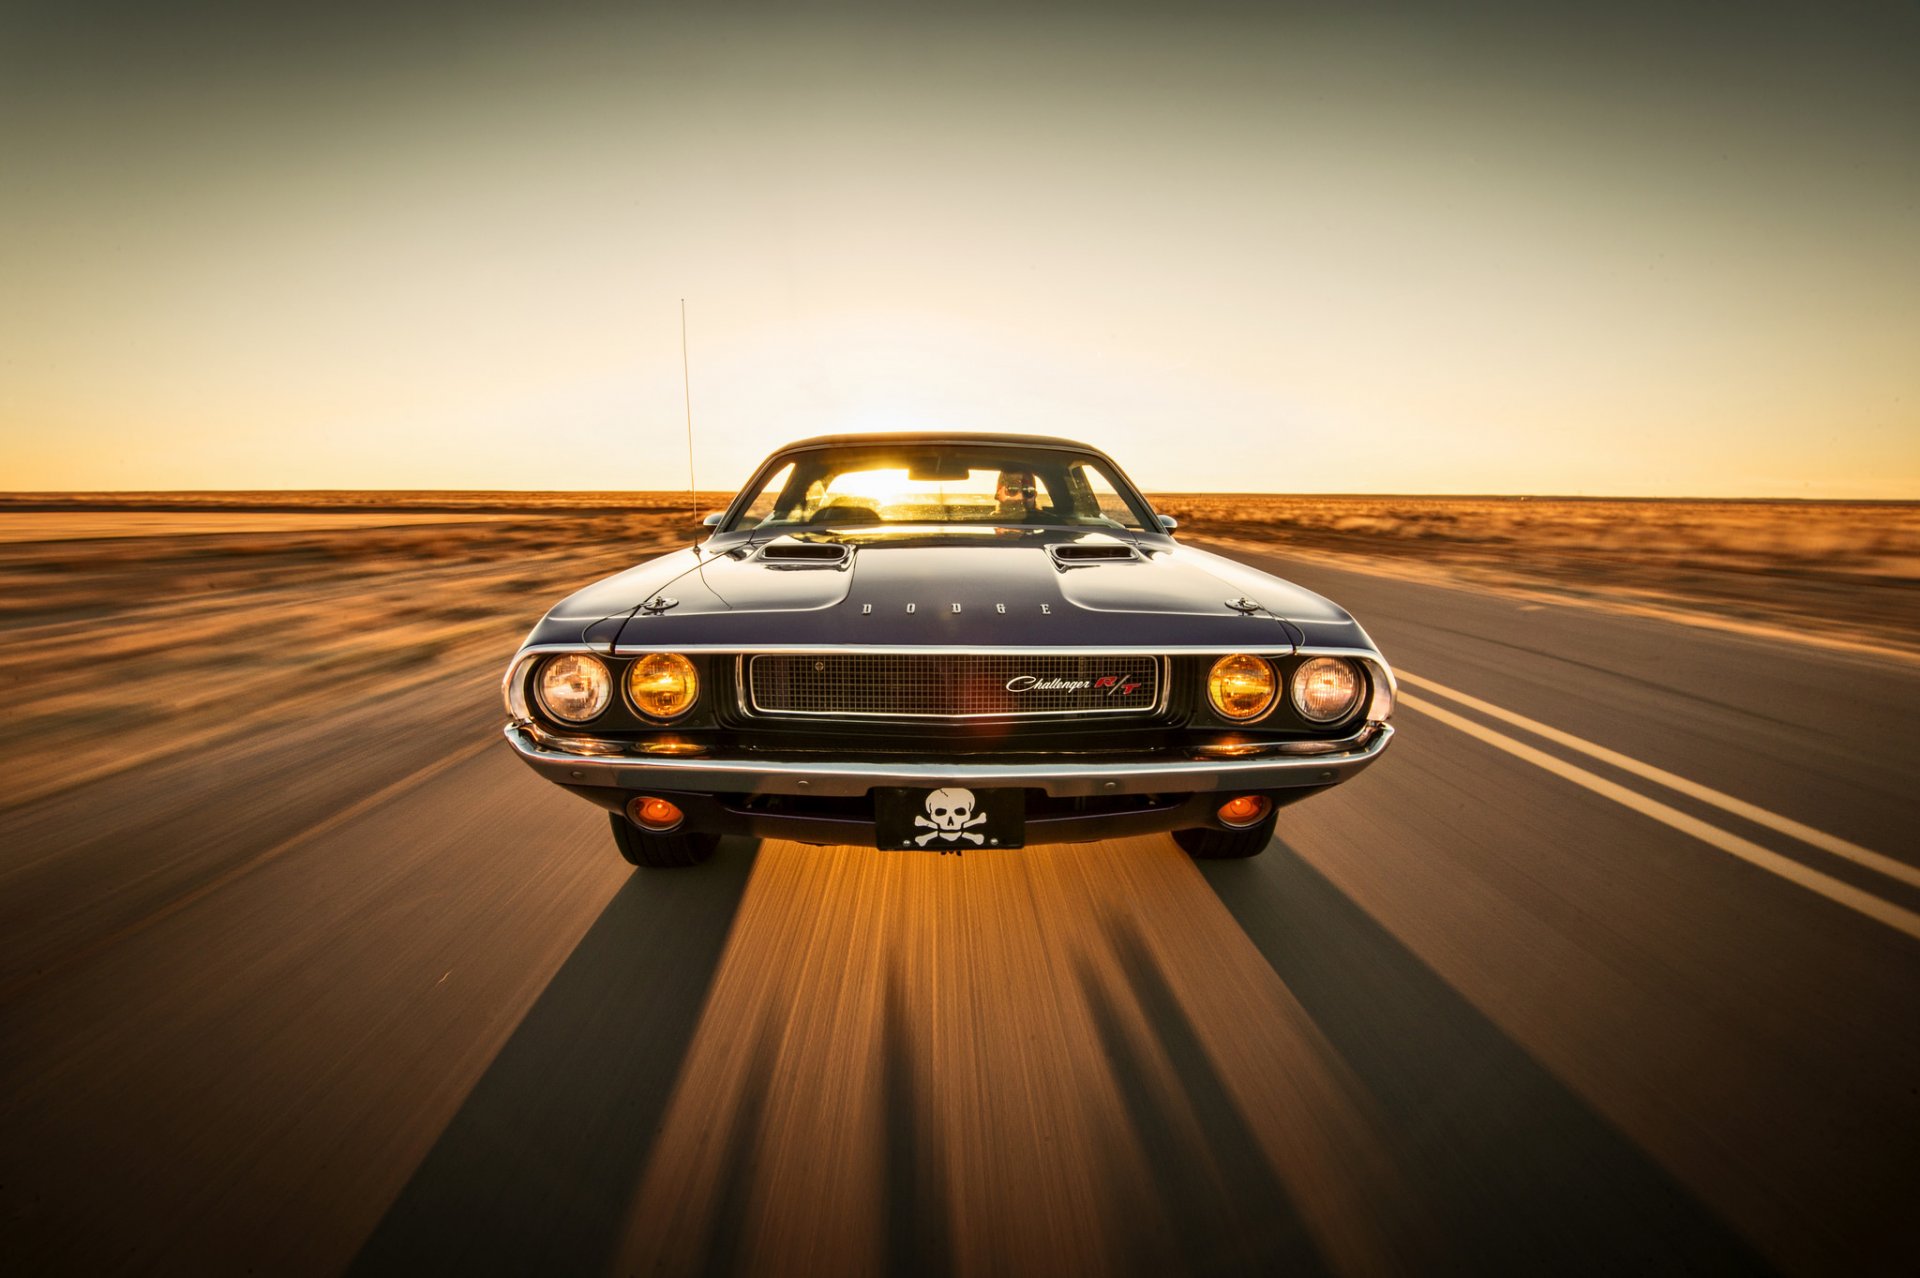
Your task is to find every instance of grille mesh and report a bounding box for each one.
[748,653,1161,719]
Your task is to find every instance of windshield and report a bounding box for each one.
[724,444,1155,532]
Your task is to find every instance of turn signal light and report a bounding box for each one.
[1217,794,1273,828]
[631,796,685,832]
[637,736,708,757]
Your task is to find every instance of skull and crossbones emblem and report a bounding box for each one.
[914,787,988,851]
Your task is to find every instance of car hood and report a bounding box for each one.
[529,530,1371,652]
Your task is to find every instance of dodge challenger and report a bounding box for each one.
[502,433,1395,866]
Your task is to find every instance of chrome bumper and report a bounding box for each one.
[502,721,1392,798]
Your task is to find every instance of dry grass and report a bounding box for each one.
[1,492,1913,811]
[0,505,715,810]
[0,490,732,514]
[1158,494,1920,657]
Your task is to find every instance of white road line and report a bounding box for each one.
[1398,670,1920,892]
[1397,693,1920,942]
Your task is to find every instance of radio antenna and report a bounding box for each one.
[680,298,698,542]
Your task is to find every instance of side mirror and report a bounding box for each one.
[1156,514,1179,533]
[702,512,724,528]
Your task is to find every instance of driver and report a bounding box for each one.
[994,470,1039,522]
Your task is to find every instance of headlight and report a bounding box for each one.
[628,652,699,720]
[1291,656,1362,723]
[1207,653,1277,721]
[536,653,612,723]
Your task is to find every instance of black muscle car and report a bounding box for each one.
[502,433,1395,866]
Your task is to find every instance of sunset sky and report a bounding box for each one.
[2,1,1915,497]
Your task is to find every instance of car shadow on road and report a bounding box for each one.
[1201,839,1769,1275]
[881,966,954,1278]
[349,837,759,1276]
[1076,913,1330,1276]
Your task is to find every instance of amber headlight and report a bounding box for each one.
[628,652,699,720]
[1207,653,1277,721]
[1291,656,1363,723]
[536,653,612,723]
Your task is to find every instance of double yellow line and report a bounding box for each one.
[1397,671,1920,942]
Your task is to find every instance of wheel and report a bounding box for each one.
[1172,810,1278,859]
[608,813,718,868]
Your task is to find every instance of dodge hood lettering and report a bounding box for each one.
[532,532,1367,652]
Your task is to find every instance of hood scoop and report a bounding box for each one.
[1048,543,1142,569]
[756,541,852,569]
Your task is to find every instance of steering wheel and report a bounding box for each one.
[807,503,883,527]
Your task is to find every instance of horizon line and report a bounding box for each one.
[2,489,1916,506]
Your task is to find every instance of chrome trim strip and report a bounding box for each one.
[503,722,1392,799]
[502,651,540,719]
[510,641,1381,659]
[1363,654,1396,721]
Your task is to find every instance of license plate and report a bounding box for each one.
[874,787,1025,851]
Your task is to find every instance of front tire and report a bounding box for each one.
[609,813,718,868]
[1172,811,1278,860]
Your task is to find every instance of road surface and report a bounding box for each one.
[2,546,1916,1275]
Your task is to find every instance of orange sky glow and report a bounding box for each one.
[2,4,1914,498]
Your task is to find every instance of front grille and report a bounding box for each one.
[746,653,1162,720]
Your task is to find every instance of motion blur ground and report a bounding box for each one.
[1,501,1916,1274]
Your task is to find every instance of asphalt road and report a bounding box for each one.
[3,545,1916,1276]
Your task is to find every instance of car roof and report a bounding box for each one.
[771,431,1111,456]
